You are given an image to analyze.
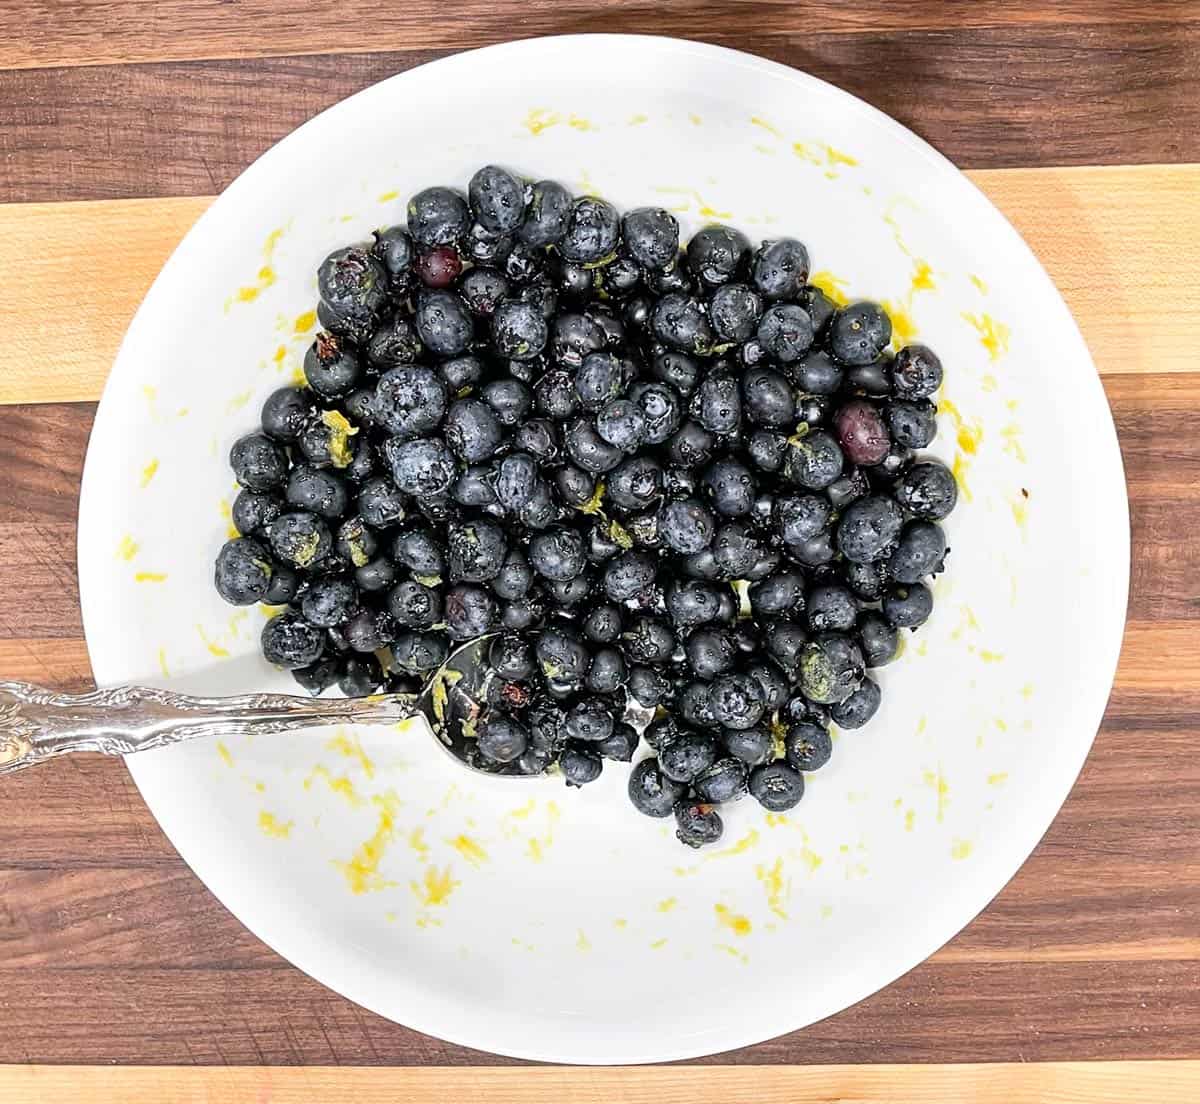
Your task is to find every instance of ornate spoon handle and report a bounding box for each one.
[0,681,419,775]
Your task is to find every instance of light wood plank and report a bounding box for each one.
[1,164,1197,406]
[3,1061,1200,1103]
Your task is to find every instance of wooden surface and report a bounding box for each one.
[4,1062,1200,1103]
[1,0,1199,1095]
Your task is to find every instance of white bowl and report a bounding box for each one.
[77,35,1128,1063]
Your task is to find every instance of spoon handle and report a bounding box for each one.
[0,681,420,775]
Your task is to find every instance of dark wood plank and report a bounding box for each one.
[4,1,1193,71]
[1,20,1198,205]
[0,958,1196,1065]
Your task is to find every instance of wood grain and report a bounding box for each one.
[4,1061,1200,1103]
[4,1,1194,70]
[3,164,1197,406]
[1,20,1198,207]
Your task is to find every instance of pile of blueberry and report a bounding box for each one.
[213,165,956,848]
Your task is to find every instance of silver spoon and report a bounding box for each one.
[0,635,518,778]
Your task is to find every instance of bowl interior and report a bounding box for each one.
[77,35,1127,1063]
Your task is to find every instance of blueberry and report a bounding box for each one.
[292,655,340,696]
[231,433,288,492]
[791,529,836,567]
[694,757,749,803]
[658,498,716,555]
[793,350,844,395]
[355,556,395,593]
[889,520,948,583]
[448,518,508,582]
[586,646,627,694]
[596,399,647,452]
[607,455,663,511]
[831,677,881,729]
[659,732,718,783]
[384,437,458,498]
[564,699,615,743]
[741,368,795,428]
[846,359,892,397]
[891,343,944,398]
[372,226,416,286]
[392,630,450,674]
[799,632,865,704]
[894,461,958,521]
[596,722,638,761]
[830,301,892,366]
[367,315,424,369]
[746,659,789,712]
[301,577,359,628]
[444,584,498,640]
[652,293,714,355]
[478,715,529,764]
[685,626,735,680]
[711,521,761,578]
[622,207,680,270]
[373,365,448,438]
[629,382,682,443]
[560,746,603,787]
[702,458,755,517]
[214,537,274,605]
[665,578,722,628]
[751,237,809,300]
[707,672,765,730]
[623,758,680,817]
[687,225,749,287]
[261,611,326,670]
[747,430,788,472]
[566,416,625,473]
[575,351,631,411]
[529,527,586,582]
[798,284,837,334]
[709,283,763,343]
[603,550,657,601]
[721,724,772,766]
[886,399,937,449]
[833,398,891,467]
[519,180,573,246]
[827,467,870,511]
[691,374,741,435]
[883,581,934,629]
[452,465,497,507]
[674,799,724,848]
[408,186,470,247]
[764,619,808,677]
[652,351,700,395]
[552,312,606,369]
[318,247,389,321]
[491,299,549,360]
[458,268,510,318]
[357,477,406,529]
[749,570,805,618]
[335,515,378,568]
[415,290,473,356]
[623,615,676,664]
[582,602,624,644]
[469,165,525,234]
[806,583,858,633]
[442,398,503,463]
[549,465,593,509]
[261,387,312,442]
[627,665,670,708]
[748,761,805,812]
[385,579,440,628]
[466,224,512,266]
[785,722,832,771]
[757,303,815,362]
[501,592,546,630]
[490,551,532,602]
[268,511,332,569]
[543,570,590,608]
[664,420,718,467]
[391,527,445,577]
[231,491,283,537]
[514,419,559,462]
[784,429,844,489]
[535,625,590,688]
[834,494,903,568]
[265,566,301,605]
[561,197,620,264]
[845,559,888,603]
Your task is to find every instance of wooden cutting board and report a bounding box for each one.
[1,3,1198,1099]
